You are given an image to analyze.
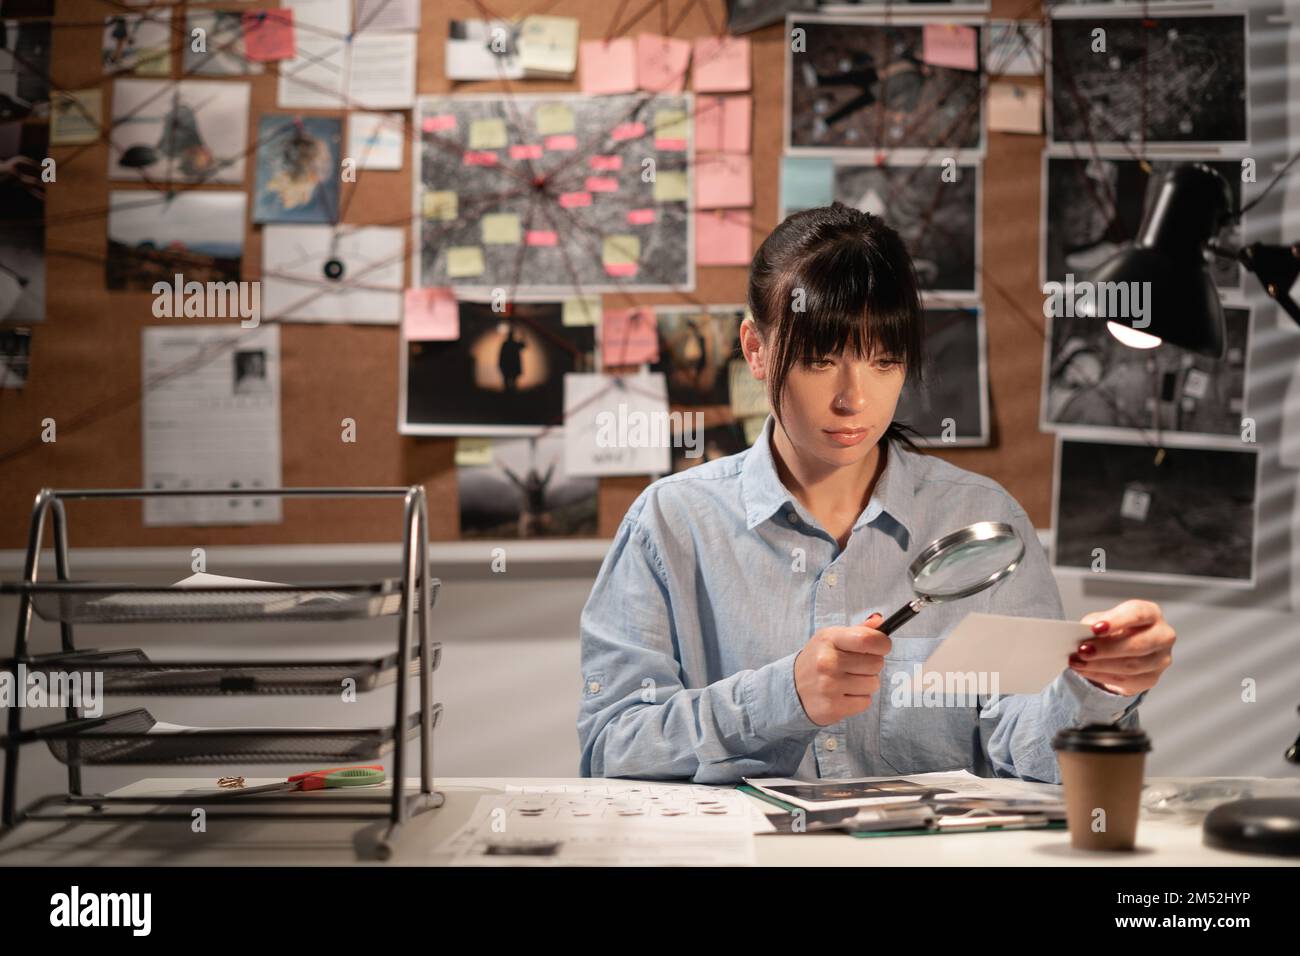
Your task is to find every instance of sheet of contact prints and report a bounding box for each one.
[434,783,763,866]
[141,324,283,526]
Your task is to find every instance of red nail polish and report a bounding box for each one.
[1091,621,1110,635]
[1069,654,1083,666]
[1079,644,1095,656]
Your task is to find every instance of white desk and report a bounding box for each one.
[0,776,1296,866]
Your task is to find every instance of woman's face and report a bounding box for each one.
[741,318,906,471]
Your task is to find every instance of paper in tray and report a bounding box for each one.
[35,706,439,766]
[20,572,425,624]
[11,645,440,695]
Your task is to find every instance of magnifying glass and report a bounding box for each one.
[876,521,1025,635]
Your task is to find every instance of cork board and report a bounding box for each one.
[0,0,1053,550]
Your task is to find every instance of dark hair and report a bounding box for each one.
[746,201,926,453]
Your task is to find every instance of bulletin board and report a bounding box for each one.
[0,0,1056,550]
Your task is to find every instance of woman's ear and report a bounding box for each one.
[739,317,767,380]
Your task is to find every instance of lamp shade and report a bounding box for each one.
[1082,163,1231,360]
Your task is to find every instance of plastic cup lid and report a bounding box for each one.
[1052,723,1152,754]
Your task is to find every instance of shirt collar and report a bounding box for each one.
[741,413,915,547]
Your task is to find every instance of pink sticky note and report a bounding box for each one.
[403,288,458,341]
[922,23,979,71]
[559,191,591,208]
[602,308,659,365]
[544,134,577,151]
[695,152,752,208]
[510,144,544,160]
[611,121,646,142]
[589,155,623,171]
[723,97,752,152]
[695,96,725,151]
[423,114,456,133]
[526,230,558,246]
[580,38,638,95]
[243,10,296,63]
[463,151,499,166]
[637,34,691,94]
[696,95,751,153]
[692,36,750,92]
[586,176,619,193]
[696,209,752,267]
[655,136,687,151]
[627,208,656,225]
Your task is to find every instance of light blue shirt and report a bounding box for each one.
[578,413,1146,784]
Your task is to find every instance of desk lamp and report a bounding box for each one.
[1078,162,1300,357]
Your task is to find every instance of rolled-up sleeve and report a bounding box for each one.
[577,512,821,783]
[976,503,1147,783]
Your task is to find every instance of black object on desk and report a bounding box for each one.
[1204,798,1300,857]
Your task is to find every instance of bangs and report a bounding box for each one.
[763,234,923,384]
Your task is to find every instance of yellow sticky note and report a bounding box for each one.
[482,213,521,245]
[446,246,486,278]
[653,170,689,202]
[563,296,601,327]
[468,118,508,150]
[536,103,575,135]
[136,49,171,77]
[423,190,458,220]
[454,438,494,467]
[987,80,1043,135]
[654,109,688,142]
[49,89,103,145]
[519,14,580,76]
[602,235,641,269]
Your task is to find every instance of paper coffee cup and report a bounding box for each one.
[1052,723,1151,851]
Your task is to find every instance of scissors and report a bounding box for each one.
[214,765,386,797]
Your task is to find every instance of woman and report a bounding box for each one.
[578,203,1175,785]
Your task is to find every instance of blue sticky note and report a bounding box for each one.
[780,157,834,214]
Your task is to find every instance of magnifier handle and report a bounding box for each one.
[877,599,926,636]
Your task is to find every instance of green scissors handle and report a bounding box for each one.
[208,765,388,797]
[296,765,386,790]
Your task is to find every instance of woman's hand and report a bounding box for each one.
[794,612,892,726]
[1070,599,1175,696]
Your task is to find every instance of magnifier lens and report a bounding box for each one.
[914,534,1023,599]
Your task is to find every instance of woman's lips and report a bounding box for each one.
[824,428,868,447]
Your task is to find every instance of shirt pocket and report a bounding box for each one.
[877,635,982,776]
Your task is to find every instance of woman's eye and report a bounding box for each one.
[811,359,834,369]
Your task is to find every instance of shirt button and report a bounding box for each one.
[787,512,798,524]
[823,738,838,751]
[826,573,837,587]
[588,681,601,693]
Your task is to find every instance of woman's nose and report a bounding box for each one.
[833,376,867,413]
